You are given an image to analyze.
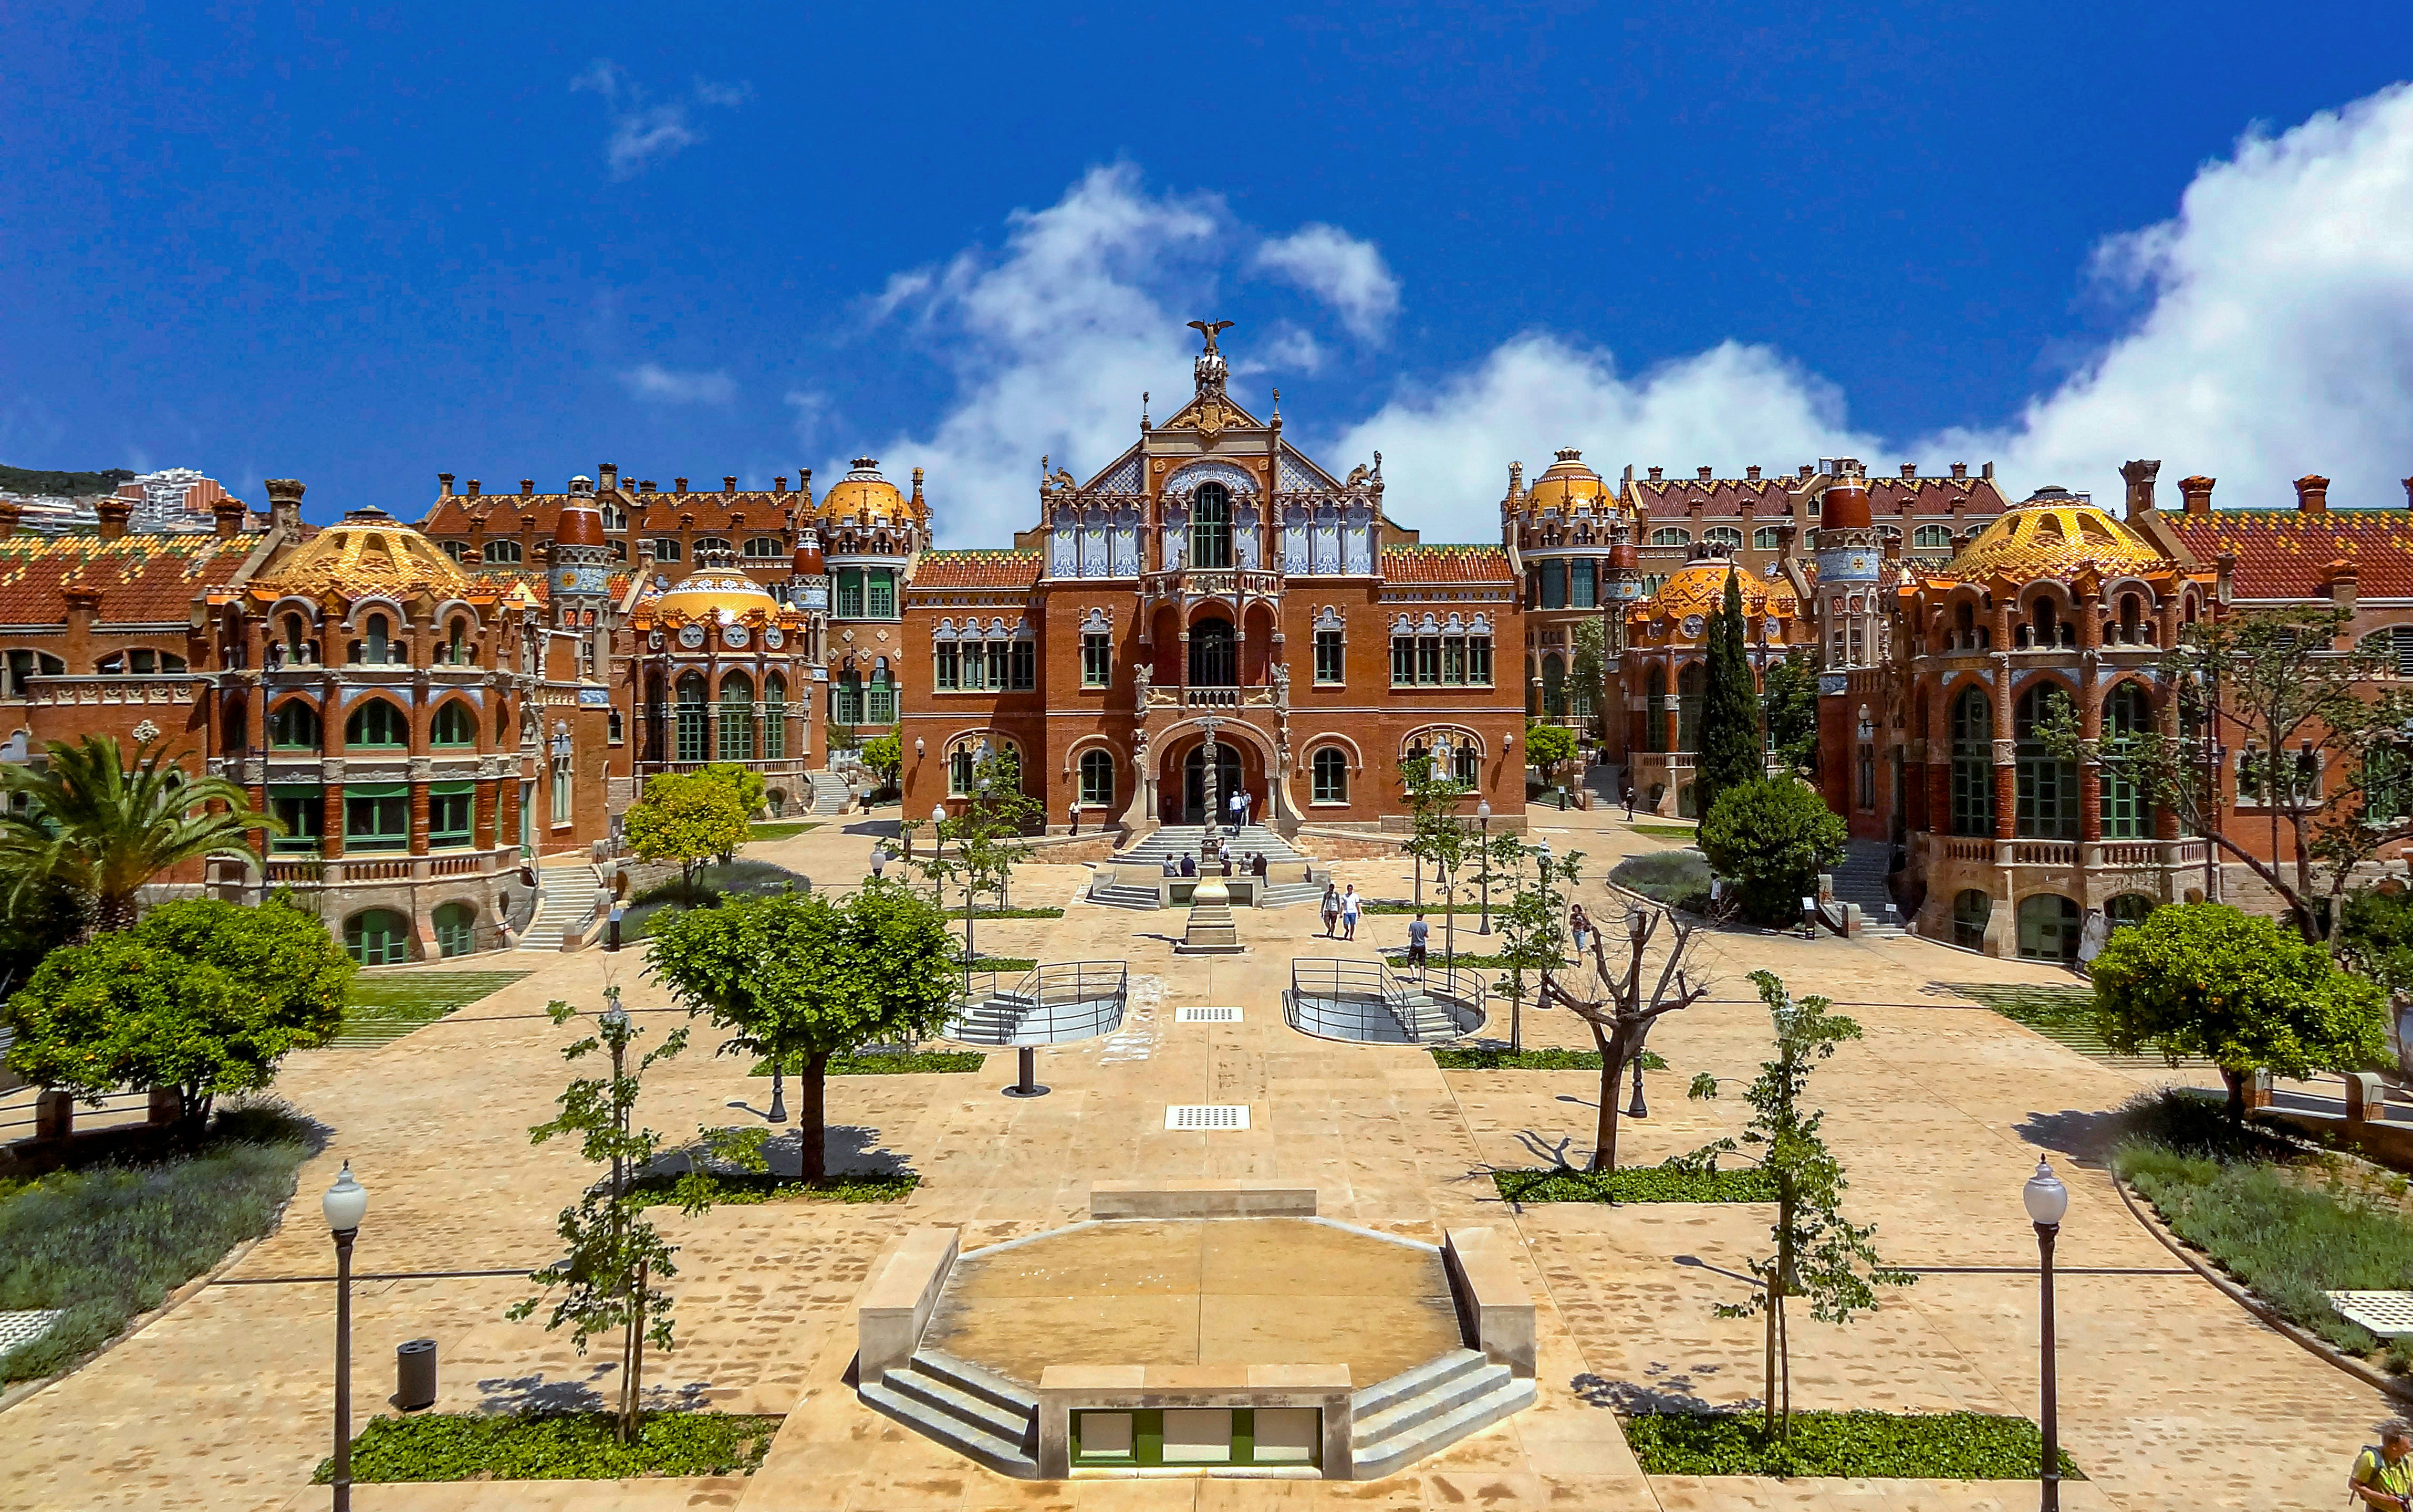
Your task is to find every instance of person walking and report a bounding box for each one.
[2351,1424,2413,1510]
[1406,911,1430,975]
[1622,783,1635,821]
[1321,882,1341,938]
[1340,884,1361,941]
[1229,787,1247,836]
[1569,904,1593,971]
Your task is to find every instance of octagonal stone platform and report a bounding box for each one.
[854,1185,1536,1480]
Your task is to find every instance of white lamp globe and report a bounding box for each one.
[322,1161,369,1234]
[2022,1156,2069,1227]
[1475,799,1492,821]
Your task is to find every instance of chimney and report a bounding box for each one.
[2179,475,2216,515]
[674,477,688,495]
[1647,466,1663,482]
[723,476,738,494]
[2324,558,2358,623]
[798,468,813,510]
[93,496,131,541]
[2119,459,2162,520]
[1508,461,1524,499]
[599,463,618,492]
[1745,465,1761,481]
[2294,474,2330,514]
[774,476,788,495]
[2402,476,2413,509]
[64,586,102,635]
[466,479,480,497]
[1697,465,1713,481]
[265,478,306,533]
[1951,462,1968,479]
[2215,549,2237,606]
[1797,463,1813,479]
[911,467,925,509]
[212,498,245,537]
[0,500,19,539]
[438,472,454,497]
[1900,463,1918,478]
[1981,462,1994,480]
[1621,464,1634,483]
[520,479,534,497]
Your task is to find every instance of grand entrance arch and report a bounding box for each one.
[1152,721,1276,828]
[1181,743,1244,825]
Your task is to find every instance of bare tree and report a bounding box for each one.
[1540,901,1713,1173]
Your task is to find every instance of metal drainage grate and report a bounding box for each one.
[2329,1290,2413,1336]
[1165,1103,1251,1131]
[1175,1006,1242,1024]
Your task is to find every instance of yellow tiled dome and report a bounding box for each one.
[648,566,781,622]
[252,508,471,600]
[1521,447,1614,514]
[816,458,915,523]
[1937,487,2170,583]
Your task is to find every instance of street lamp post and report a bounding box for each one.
[322,1162,370,1512]
[1475,799,1493,935]
[930,804,947,906]
[2023,1158,2069,1512]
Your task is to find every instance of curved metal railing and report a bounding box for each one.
[1284,958,1483,1045]
[945,960,1129,1047]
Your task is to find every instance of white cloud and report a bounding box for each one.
[570,60,749,181]
[620,363,736,405]
[1254,224,1402,342]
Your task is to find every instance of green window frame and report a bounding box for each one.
[1078,748,1115,807]
[675,678,709,763]
[1314,629,1344,684]
[431,901,477,958]
[1070,1407,1319,1469]
[1081,633,1112,687]
[837,569,865,618]
[268,786,324,854]
[1010,641,1036,691]
[430,700,475,746]
[271,699,322,750]
[344,908,411,966]
[762,680,786,759]
[1390,637,1414,686]
[867,568,897,618]
[2014,686,2078,840]
[1949,686,1993,837]
[1538,559,1566,609]
[428,783,475,849]
[1311,746,1348,803]
[866,673,897,724]
[1188,484,1234,569]
[346,698,409,749]
[1570,559,1597,609]
[934,642,959,690]
[344,784,410,851]
[2099,683,2155,839]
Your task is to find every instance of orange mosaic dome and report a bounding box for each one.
[1628,552,1798,645]
[251,508,473,600]
[814,458,920,524]
[1932,486,2171,585]
[646,564,783,622]
[1519,447,1615,514]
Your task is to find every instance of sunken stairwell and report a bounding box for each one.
[858,1348,1039,1478]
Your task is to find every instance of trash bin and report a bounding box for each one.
[396,1338,436,1412]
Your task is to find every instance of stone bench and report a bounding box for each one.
[1088,1180,1319,1220]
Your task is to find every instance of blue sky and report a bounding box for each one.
[5,2,2413,544]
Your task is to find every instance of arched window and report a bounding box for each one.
[1453,742,1480,785]
[1079,748,1115,808]
[1952,889,1991,951]
[361,614,396,665]
[1542,652,1567,718]
[1312,746,1349,804]
[279,612,313,666]
[742,537,785,559]
[2014,686,2078,839]
[1189,483,1233,569]
[651,538,684,562]
[948,745,976,797]
[761,674,787,760]
[1912,524,1953,551]
[344,909,412,965]
[440,540,470,563]
[1650,528,1691,548]
[270,699,321,750]
[437,618,475,665]
[430,701,476,746]
[717,672,755,762]
[675,674,709,763]
[482,540,523,564]
[1949,686,1992,836]
[1753,526,1783,550]
[1676,661,1704,750]
[2105,893,2157,930]
[345,698,408,748]
[693,536,734,556]
[2016,893,2081,963]
[2100,683,2155,839]
[1703,526,1744,551]
[2362,624,2413,677]
[1189,618,1236,686]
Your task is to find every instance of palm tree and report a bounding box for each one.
[0,734,274,934]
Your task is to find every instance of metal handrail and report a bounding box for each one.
[947,960,1128,1046]
[1288,958,1409,1017]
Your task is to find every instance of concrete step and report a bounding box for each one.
[1352,1355,1532,1480]
[1353,1349,1486,1419]
[1085,882,1162,911]
[1117,825,1306,866]
[806,771,853,815]
[882,1362,1032,1444]
[913,1349,1038,1419]
[859,1376,1037,1478]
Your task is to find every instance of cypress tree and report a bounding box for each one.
[1693,568,1764,819]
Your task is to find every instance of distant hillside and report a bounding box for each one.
[0,464,137,497]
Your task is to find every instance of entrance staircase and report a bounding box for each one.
[1096,825,1324,909]
[805,771,853,814]
[859,1349,1038,1478]
[1830,839,1904,936]
[513,878,596,952]
[1350,1349,1535,1480]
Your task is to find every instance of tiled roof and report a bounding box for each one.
[1630,558,1800,641]
[0,533,253,623]
[250,509,471,600]
[419,489,808,538]
[911,550,1043,589]
[1621,475,2010,519]
[2166,509,2413,599]
[1380,545,1515,584]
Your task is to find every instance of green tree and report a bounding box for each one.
[1399,754,1476,956]
[508,989,714,1444]
[0,877,88,999]
[903,744,1044,955]
[2,895,352,1126]
[1483,830,1583,1054]
[2340,884,2413,1004]
[696,763,767,819]
[1760,652,1821,776]
[1568,618,1612,746]
[858,734,902,794]
[624,773,752,886]
[1687,971,1910,1438]
[1697,778,1846,925]
[1523,722,1577,790]
[647,881,958,1180]
[2089,901,2387,1117]
[1693,569,1763,820]
[0,735,273,933]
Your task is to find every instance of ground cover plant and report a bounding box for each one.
[1609,850,1712,913]
[1494,1163,1775,1204]
[943,905,1063,920]
[748,821,819,842]
[337,971,529,1047]
[961,956,1038,974]
[625,1171,918,1207]
[1361,901,1487,915]
[317,1410,781,1482]
[1623,1410,2082,1479]
[1386,947,1514,969]
[1632,824,1697,840]
[622,861,807,937]
[751,1049,983,1075]
[1430,1045,1604,1070]
[0,1101,314,1381]
[2113,1088,2413,1365]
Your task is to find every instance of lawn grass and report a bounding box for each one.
[943,905,1065,919]
[749,820,820,841]
[624,860,810,936]
[1361,902,1486,915]
[337,971,531,1048]
[1624,1410,2082,1478]
[1632,823,1698,840]
[1494,1163,1776,1204]
[2113,1089,2413,1363]
[1610,850,1713,912]
[318,1410,782,1482]
[1384,948,1513,969]
[750,1050,985,1076]
[958,956,1039,973]
[1941,981,2210,1067]
[624,1170,919,1208]
[0,1102,316,1382]
[1431,1046,1603,1070]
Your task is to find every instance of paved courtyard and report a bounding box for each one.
[0,807,2396,1510]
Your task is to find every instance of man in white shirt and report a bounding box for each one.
[1340,884,1361,941]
